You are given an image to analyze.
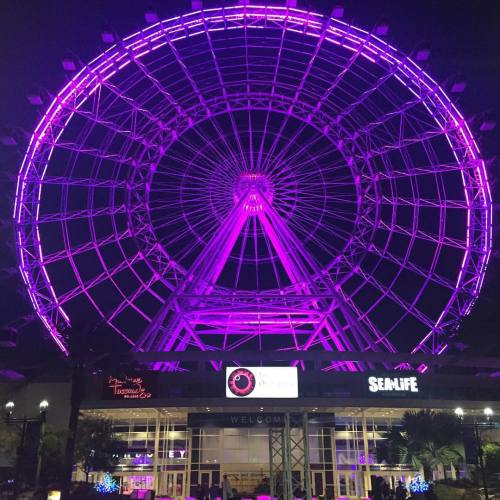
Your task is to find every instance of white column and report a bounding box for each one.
[153,410,161,493]
[330,427,338,500]
[185,427,193,499]
[361,411,371,498]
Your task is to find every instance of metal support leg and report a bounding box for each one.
[269,427,286,500]
[283,414,293,500]
[302,413,312,500]
[270,414,313,500]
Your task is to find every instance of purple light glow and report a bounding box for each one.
[14,5,491,369]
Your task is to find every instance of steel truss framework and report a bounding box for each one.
[269,413,312,500]
[14,5,491,371]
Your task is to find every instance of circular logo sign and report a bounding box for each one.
[227,368,256,397]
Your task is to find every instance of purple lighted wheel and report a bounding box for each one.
[14,6,492,370]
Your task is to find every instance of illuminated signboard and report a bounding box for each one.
[226,367,298,398]
[125,451,187,463]
[103,374,156,400]
[187,412,334,428]
[368,375,419,394]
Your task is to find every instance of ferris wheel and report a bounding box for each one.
[14,5,491,371]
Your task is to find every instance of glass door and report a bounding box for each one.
[336,472,360,498]
[312,471,325,498]
[164,472,185,499]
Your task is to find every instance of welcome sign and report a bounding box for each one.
[187,412,334,428]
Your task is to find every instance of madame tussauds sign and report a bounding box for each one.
[368,375,419,394]
[103,373,156,400]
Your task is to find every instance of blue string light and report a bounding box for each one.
[409,474,430,494]
[95,473,119,494]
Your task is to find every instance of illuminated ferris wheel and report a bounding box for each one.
[14,5,491,371]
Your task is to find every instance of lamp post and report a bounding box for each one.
[4,399,49,498]
[455,407,495,500]
[35,400,49,488]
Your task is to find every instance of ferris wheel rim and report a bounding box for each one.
[14,5,492,359]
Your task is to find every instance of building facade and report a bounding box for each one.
[79,369,500,499]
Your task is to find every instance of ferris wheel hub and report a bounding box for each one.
[233,173,274,213]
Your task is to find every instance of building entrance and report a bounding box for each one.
[188,412,328,500]
[161,471,185,499]
[81,406,430,500]
[311,471,325,498]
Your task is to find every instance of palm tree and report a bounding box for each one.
[382,410,463,480]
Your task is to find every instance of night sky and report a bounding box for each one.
[0,0,499,370]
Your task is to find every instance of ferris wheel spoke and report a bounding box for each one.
[165,31,245,173]
[168,220,227,265]
[178,125,241,173]
[275,131,346,182]
[161,132,230,172]
[162,141,221,172]
[153,203,219,231]
[233,218,251,290]
[202,18,250,172]
[288,210,354,241]
[255,8,290,172]
[260,12,329,175]
[242,21,254,172]
[292,205,358,227]
[263,116,321,176]
[263,228,287,291]
[150,195,210,212]
[278,147,348,177]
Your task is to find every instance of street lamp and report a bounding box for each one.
[35,400,49,488]
[5,401,15,419]
[4,399,50,496]
[454,407,494,500]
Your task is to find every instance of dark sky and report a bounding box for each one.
[0,0,499,368]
